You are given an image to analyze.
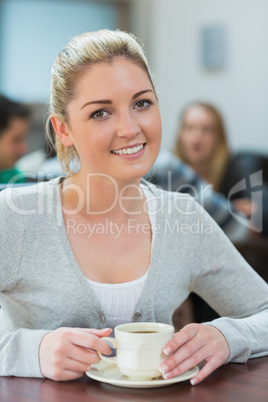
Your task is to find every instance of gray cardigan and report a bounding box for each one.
[1,179,268,378]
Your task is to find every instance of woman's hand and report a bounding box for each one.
[159,324,230,385]
[233,198,256,217]
[39,327,112,381]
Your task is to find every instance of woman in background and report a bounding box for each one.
[175,102,253,216]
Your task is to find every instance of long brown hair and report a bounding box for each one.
[175,102,230,191]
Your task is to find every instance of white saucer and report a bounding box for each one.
[86,360,199,389]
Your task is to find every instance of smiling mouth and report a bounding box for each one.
[111,143,145,155]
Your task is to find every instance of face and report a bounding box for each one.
[180,106,218,166]
[0,117,29,170]
[53,57,162,184]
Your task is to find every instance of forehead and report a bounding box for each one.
[184,106,214,123]
[73,57,152,100]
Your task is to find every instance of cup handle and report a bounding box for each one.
[98,337,117,364]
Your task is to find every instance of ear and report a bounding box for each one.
[50,114,74,147]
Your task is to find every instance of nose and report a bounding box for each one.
[191,127,203,137]
[188,128,205,144]
[115,111,140,138]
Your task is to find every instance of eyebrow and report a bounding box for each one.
[80,89,153,110]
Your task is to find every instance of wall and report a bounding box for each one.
[0,0,117,103]
[130,0,268,153]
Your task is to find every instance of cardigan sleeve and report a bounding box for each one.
[0,329,50,377]
[0,188,24,290]
[189,206,268,363]
[0,188,50,377]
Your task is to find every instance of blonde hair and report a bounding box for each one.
[175,102,230,191]
[46,29,155,175]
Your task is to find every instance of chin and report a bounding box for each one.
[115,172,146,185]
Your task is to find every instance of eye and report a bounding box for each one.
[134,99,153,110]
[90,109,109,120]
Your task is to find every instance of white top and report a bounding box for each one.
[86,272,148,328]
[86,184,157,328]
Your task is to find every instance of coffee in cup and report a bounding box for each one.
[98,322,174,380]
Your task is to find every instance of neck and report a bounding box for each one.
[61,170,145,222]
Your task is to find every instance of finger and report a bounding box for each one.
[160,346,207,379]
[190,357,221,385]
[68,345,100,365]
[57,370,85,381]
[64,357,94,373]
[71,328,112,337]
[47,364,86,382]
[163,324,199,355]
[160,336,205,374]
[69,332,112,355]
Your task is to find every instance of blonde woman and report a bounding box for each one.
[0,31,268,385]
[175,102,253,216]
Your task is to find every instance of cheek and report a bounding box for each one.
[0,137,9,151]
[73,126,108,152]
[180,134,192,150]
[6,141,15,153]
[146,112,162,141]
[206,136,218,153]
[76,131,111,165]
[152,120,162,142]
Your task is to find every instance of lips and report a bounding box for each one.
[111,143,145,155]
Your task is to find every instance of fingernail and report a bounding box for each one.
[159,364,168,374]
[163,346,172,355]
[190,378,195,385]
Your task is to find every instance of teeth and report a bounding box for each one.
[112,144,144,155]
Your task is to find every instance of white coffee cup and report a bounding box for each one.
[98,322,174,380]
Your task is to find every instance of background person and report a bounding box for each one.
[147,148,248,242]
[174,101,268,235]
[0,94,29,183]
[174,102,254,216]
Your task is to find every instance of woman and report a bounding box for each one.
[0,30,268,385]
[175,102,253,216]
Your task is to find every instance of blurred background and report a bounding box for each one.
[0,0,267,161]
